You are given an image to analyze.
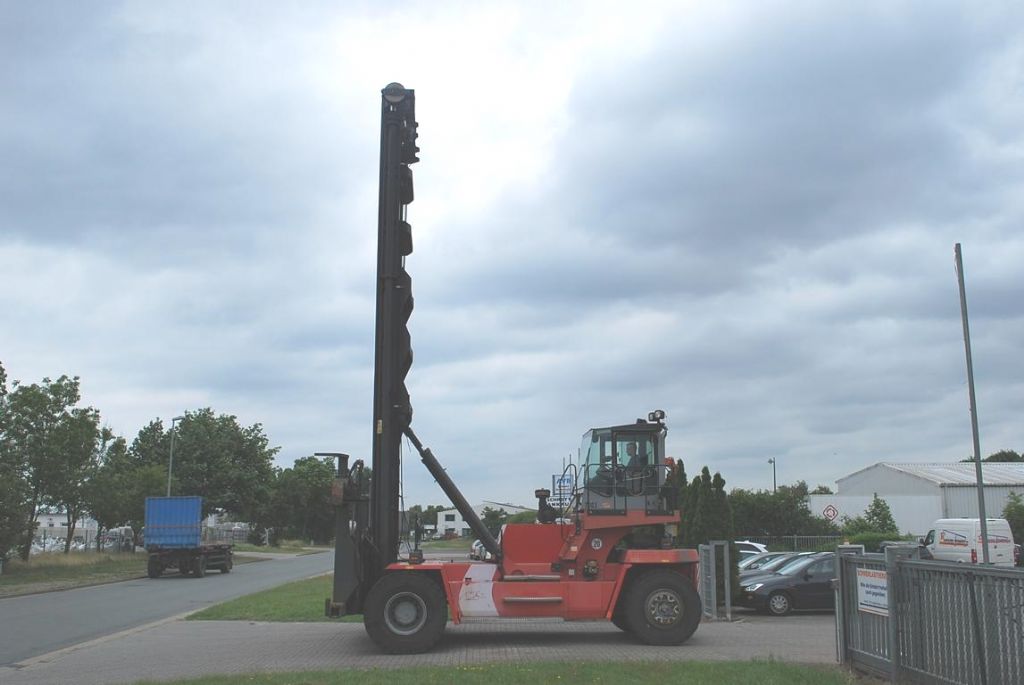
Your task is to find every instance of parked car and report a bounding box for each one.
[739,552,811,581]
[737,552,836,616]
[920,518,1016,567]
[734,540,769,559]
[738,551,793,572]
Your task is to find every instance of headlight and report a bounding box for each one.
[744,583,763,592]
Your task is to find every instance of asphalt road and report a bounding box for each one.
[0,550,333,666]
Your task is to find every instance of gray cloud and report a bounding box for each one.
[1,1,1022,511]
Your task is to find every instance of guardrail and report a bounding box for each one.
[837,547,1024,684]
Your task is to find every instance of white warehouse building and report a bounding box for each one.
[437,501,534,537]
[808,462,1024,536]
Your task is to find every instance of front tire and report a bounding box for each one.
[194,555,207,578]
[767,591,792,616]
[364,572,447,654]
[220,556,233,573]
[621,569,702,646]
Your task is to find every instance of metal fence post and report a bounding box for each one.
[834,554,845,664]
[723,542,732,621]
[885,547,901,681]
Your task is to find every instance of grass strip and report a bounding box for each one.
[0,552,262,598]
[133,660,855,685]
[188,573,361,622]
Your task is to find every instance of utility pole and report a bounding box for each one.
[768,458,777,494]
[954,244,990,563]
[167,415,185,497]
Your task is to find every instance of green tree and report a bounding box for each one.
[82,435,165,547]
[729,481,840,538]
[810,484,833,494]
[130,409,278,521]
[1002,491,1024,547]
[506,510,537,524]
[0,363,31,562]
[2,374,83,559]
[269,456,336,543]
[961,449,1022,463]
[46,407,103,552]
[842,493,898,535]
[480,507,508,537]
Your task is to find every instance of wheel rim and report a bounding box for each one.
[383,592,428,636]
[645,588,682,627]
[770,594,789,613]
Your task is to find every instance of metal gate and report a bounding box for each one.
[698,540,732,620]
[837,547,1024,684]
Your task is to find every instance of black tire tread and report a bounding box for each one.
[620,568,702,646]
[363,572,447,654]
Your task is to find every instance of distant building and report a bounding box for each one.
[437,501,534,537]
[34,509,98,540]
[808,462,1024,535]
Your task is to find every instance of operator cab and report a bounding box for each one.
[580,410,673,516]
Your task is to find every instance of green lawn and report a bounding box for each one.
[188,573,361,622]
[0,551,262,598]
[0,553,147,597]
[133,661,855,685]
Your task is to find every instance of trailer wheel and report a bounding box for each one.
[194,555,207,578]
[621,569,701,646]
[364,572,446,654]
[147,557,162,579]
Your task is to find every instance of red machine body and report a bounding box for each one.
[387,519,698,624]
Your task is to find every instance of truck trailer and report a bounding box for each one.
[144,496,233,578]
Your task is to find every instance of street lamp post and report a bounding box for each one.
[167,415,185,497]
[768,458,777,494]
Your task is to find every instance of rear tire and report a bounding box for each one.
[364,572,447,654]
[147,557,162,579]
[621,569,702,646]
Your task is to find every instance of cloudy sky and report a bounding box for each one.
[2,1,1022,509]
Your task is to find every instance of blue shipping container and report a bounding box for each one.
[145,496,203,549]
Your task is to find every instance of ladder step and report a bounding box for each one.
[502,575,560,582]
[503,596,562,604]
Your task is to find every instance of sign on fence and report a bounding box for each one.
[855,568,888,616]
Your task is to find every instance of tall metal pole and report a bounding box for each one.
[954,244,990,563]
[768,458,777,493]
[166,415,184,497]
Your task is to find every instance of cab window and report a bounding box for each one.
[923,530,935,546]
[615,434,655,468]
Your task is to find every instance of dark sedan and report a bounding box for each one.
[738,551,813,581]
[737,552,836,616]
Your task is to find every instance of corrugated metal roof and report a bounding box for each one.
[882,462,1024,486]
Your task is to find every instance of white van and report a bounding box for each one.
[921,518,1016,567]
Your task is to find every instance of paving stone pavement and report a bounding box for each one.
[0,613,837,685]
